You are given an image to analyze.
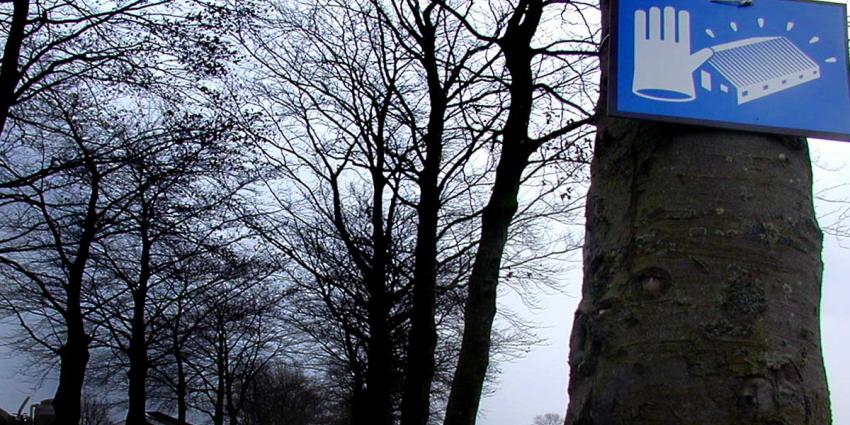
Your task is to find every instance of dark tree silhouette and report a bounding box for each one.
[85,106,256,425]
[238,362,329,425]
[434,2,597,424]
[0,86,152,425]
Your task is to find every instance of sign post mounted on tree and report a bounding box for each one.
[611,0,850,141]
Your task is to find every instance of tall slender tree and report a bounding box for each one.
[188,274,289,425]
[235,3,420,423]
[439,2,596,424]
[237,2,584,423]
[0,1,253,420]
[363,4,498,424]
[86,104,254,425]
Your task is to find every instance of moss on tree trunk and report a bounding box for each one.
[566,119,831,424]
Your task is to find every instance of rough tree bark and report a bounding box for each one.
[564,1,831,423]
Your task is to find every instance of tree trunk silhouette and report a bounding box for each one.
[125,218,152,425]
[213,319,227,425]
[0,0,29,137]
[443,2,543,425]
[52,155,101,425]
[54,300,90,425]
[401,8,446,425]
[175,327,188,425]
[565,1,831,423]
[363,149,394,425]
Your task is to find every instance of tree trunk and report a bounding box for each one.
[171,297,188,425]
[350,382,367,425]
[53,303,89,425]
[213,381,225,425]
[52,165,100,425]
[359,122,395,425]
[0,0,29,137]
[400,146,441,425]
[213,339,226,425]
[564,2,831,423]
[126,218,152,425]
[175,332,188,425]
[211,313,227,425]
[400,17,445,425]
[225,371,239,425]
[364,183,394,425]
[441,151,528,425]
[443,2,542,425]
[364,293,394,425]
[125,291,150,425]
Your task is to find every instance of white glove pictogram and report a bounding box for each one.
[633,6,714,102]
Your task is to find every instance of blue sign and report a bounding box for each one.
[611,0,850,141]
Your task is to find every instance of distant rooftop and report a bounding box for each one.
[144,411,194,425]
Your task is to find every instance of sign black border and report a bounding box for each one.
[608,0,850,142]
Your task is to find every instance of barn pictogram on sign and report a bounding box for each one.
[612,0,850,141]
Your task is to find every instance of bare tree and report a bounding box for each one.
[0,84,248,424]
[433,2,597,424]
[233,2,595,424]
[0,1,256,420]
[83,102,256,425]
[238,362,330,425]
[80,396,113,425]
[236,2,420,423]
[359,3,499,423]
[531,413,562,425]
[0,0,166,138]
[144,245,274,425]
[2,3,601,425]
[187,274,293,425]
[0,85,147,424]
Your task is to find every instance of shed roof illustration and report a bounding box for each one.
[704,36,820,104]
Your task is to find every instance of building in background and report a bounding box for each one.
[30,400,54,425]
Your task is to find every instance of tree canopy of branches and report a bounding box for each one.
[0,1,268,422]
[232,1,596,424]
[0,1,601,425]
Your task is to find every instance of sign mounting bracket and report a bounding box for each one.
[710,0,754,7]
